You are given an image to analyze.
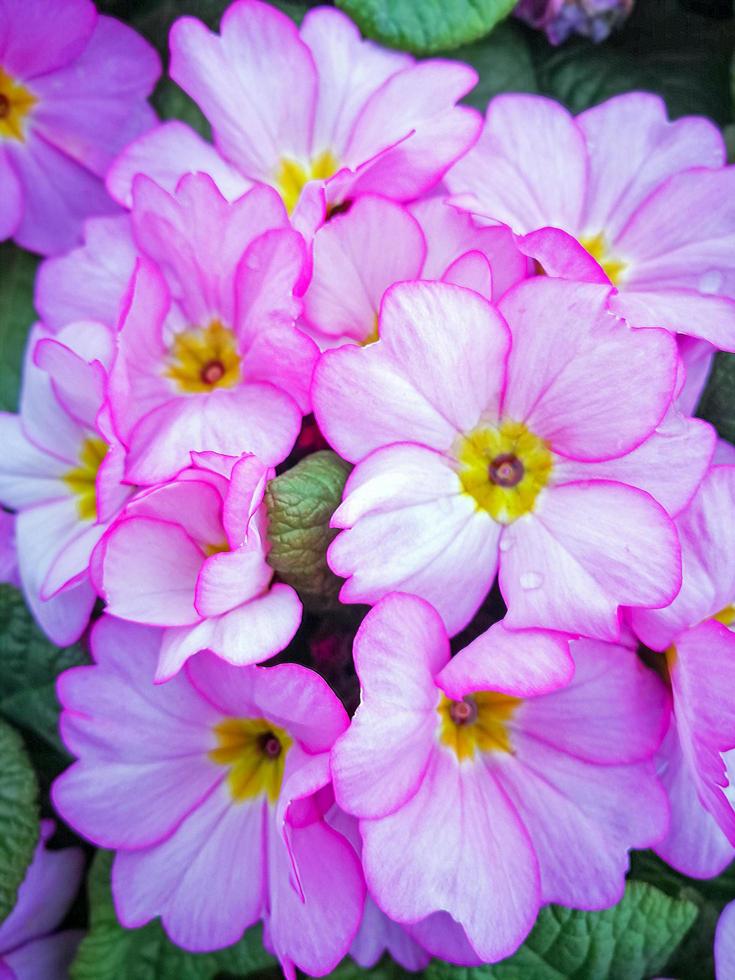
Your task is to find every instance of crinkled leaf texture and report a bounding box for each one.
[0,585,88,755]
[423,882,697,980]
[70,851,276,980]
[335,0,517,54]
[265,450,351,611]
[0,718,39,923]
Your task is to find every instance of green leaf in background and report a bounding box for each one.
[0,585,88,757]
[447,21,537,111]
[335,0,517,55]
[697,352,735,446]
[151,78,211,139]
[0,242,38,413]
[71,851,278,980]
[265,450,352,612]
[0,718,40,923]
[424,881,697,980]
[321,955,423,979]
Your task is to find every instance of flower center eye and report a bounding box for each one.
[259,732,282,759]
[449,697,478,726]
[200,359,225,386]
[0,94,9,119]
[488,453,524,488]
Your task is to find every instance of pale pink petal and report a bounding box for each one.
[520,637,668,764]
[0,512,19,588]
[106,121,250,208]
[351,896,430,972]
[42,522,105,599]
[2,932,82,980]
[5,131,118,256]
[31,16,160,175]
[631,466,735,649]
[0,149,23,241]
[446,94,587,234]
[313,281,510,462]
[303,196,425,343]
[0,821,83,952]
[610,288,735,350]
[0,0,95,79]
[344,62,480,202]
[677,337,714,415]
[125,384,301,485]
[332,594,449,820]
[169,0,316,182]
[362,750,539,963]
[33,333,109,431]
[553,409,715,516]
[36,215,135,331]
[437,622,573,700]
[500,737,667,908]
[330,444,500,635]
[194,546,272,618]
[578,93,725,240]
[616,168,735,296]
[113,784,265,951]
[0,414,70,508]
[156,584,302,680]
[500,278,677,460]
[500,482,681,639]
[124,478,225,552]
[407,913,484,967]
[410,197,527,299]
[441,251,493,297]
[655,720,735,878]
[98,516,204,626]
[301,7,410,158]
[515,226,608,282]
[716,901,735,980]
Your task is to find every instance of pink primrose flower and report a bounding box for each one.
[0,511,19,588]
[312,278,709,638]
[52,616,365,978]
[446,93,735,351]
[0,820,83,980]
[106,1,480,229]
[630,466,735,877]
[331,594,667,963]
[716,901,735,980]
[302,194,527,349]
[0,320,131,644]
[0,0,159,254]
[94,451,302,681]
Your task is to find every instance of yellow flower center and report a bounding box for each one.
[165,319,241,394]
[209,717,292,804]
[714,605,735,628]
[438,692,521,761]
[457,420,552,524]
[580,232,627,285]
[362,314,380,346]
[275,149,339,215]
[0,67,36,142]
[63,437,108,521]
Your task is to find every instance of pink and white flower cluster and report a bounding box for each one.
[2,0,735,974]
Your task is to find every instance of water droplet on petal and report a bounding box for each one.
[699,270,722,294]
[519,571,543,590]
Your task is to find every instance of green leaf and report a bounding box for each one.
[446,21,537,113]
[697,352,735,446]
[0,719,40,923]
[424,881,697,980]
[0,242,38,412]
[71,851,277,980]
[152,78,211,139]
[335,0,517,55]
[265,451,352,611]
[0,585,88,755]
[322,954,424,979]
[531,0,733,122]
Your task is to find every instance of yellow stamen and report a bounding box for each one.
[275,150,339,215]
[209,717,292,804]
[0,68,37,142]
[457,420,552,523]
[165,319,241,394]
[580,232,627,285]
[438,692,521,761]
[63,437,108,521]
[714,605,735,627]
[362,314,380,346]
